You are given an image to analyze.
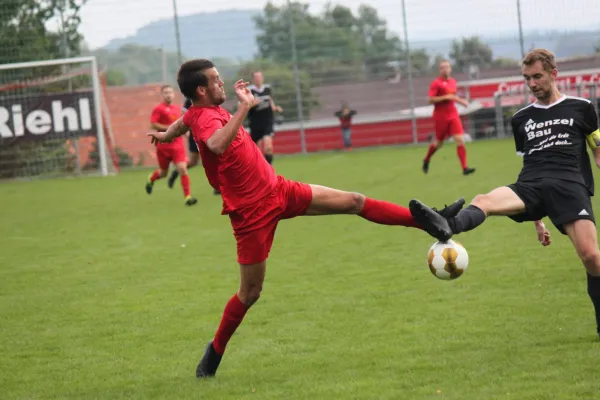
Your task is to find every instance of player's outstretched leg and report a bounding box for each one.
[304,185,462,242]
[197,261,265,378]
[412,186,527,240]
[146,169,167,194]
[563,220,600,338]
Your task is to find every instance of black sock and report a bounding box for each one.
[265,154,273,165]
[169,170,179,180]
[587,273,600,334]
[448,205,486,233]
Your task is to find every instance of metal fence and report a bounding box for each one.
[1,0,599,175]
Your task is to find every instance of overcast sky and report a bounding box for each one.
[79,0,599,49]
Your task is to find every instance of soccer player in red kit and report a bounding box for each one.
[146,85,197,206]
[422,60,476,176]
[148,59,462,378]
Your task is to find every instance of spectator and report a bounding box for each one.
[334,103,357,149]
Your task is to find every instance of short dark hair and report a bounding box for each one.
[522,48,556,72]
[160,84,172,91]
[177,59,215,100]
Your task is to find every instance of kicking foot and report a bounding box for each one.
[168,171,179,189]
[422,160,429,174]
[463,167,476,176]
[185,196,198,206]
[434,197,465,219]
[196,340,223,378]
[409,199,453,242]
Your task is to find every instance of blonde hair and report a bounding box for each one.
[522,49,556,72]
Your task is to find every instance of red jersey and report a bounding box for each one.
[182,105,278,214]
[428,76,459,121]
[151,102,184,147]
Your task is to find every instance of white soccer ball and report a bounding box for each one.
[427,240,469,280]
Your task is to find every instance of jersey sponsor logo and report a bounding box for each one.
[525,118,574,140]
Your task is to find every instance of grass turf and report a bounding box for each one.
[1,138,599,399]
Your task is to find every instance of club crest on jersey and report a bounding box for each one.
[525,118,574,140]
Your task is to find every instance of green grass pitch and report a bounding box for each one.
[2,138,599,399]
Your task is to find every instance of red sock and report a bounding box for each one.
[424,143,437,162]
[359,198,421,228]
[457,145,467,169]
[150,170,161,182]
[213,294,249,355]
[180,174,191,197]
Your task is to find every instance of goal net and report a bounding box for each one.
[0,56,119,179]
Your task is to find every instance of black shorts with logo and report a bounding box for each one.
[188,133,199,153]
[507,178,595,234]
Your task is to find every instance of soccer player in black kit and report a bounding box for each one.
[410,48,600,338]
[248,71,282,165]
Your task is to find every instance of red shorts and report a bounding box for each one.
[435,117,464,141]
[228,176,313,265]
[156,142,187,170]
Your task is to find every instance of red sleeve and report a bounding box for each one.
[427,80,439,97]
[150,106,162,124]
[186,110,224,143]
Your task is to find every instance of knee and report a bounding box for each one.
[470,194,490,212]
[238,285,262,307]
[579,247,600,274]
[176,165,188,175]
[455,137,465,146]
[159,170,169,178]
[349,192,366,213]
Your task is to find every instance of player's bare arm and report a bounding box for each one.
[151,122,170,132]
[428,94,456,104]
[206,80,253,155]
[148,116,188,144]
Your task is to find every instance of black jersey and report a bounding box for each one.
[247,84,274,133]
[511,95,599,194]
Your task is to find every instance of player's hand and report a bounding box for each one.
[535,221,551,246]
[147,131,168,145]
[234,80,254,106]
[274,105,283,113]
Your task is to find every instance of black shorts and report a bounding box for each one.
[188,134,199,153]
[250,128,274,144]
[507,178,595,234]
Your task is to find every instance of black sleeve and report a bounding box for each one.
[350,110,357,116]
[511,116,525,155]
[584,102,599,133]
[584,102,600,149]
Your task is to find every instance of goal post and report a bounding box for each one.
[0,56,117,179]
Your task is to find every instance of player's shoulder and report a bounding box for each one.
[563,95,592,110]
[512,103,536,119]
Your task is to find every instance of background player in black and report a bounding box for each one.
[247,71,282,165]
[409,49,600,338]
[168,98,221,195]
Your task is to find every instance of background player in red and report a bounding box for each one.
[148,59,462,378]
[422,60,476,176]
[146,85,197,206]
